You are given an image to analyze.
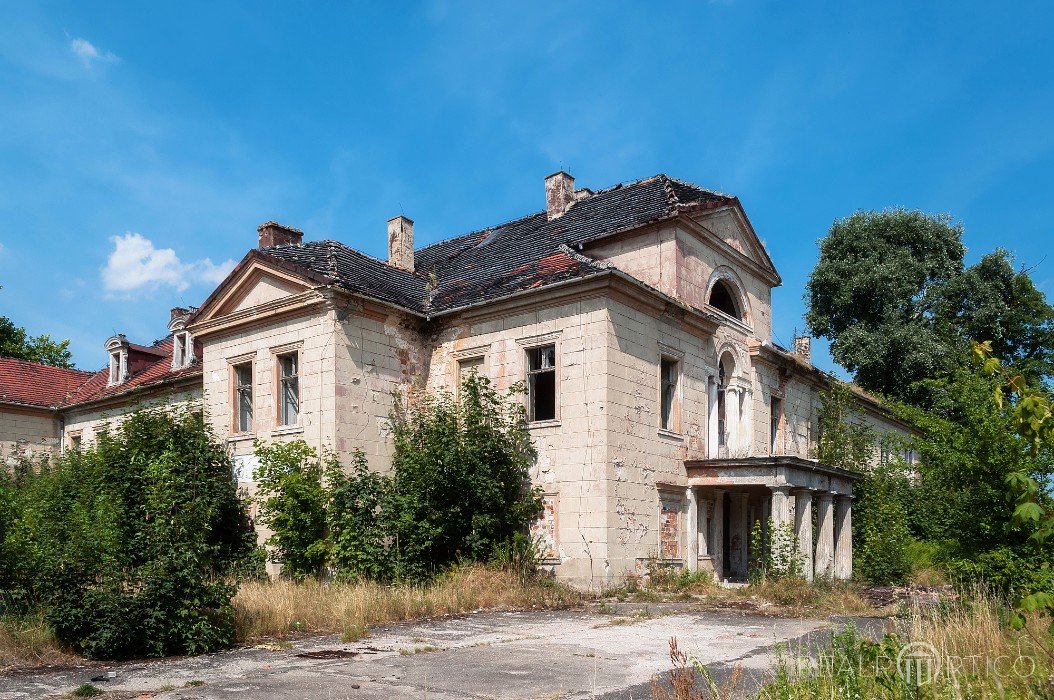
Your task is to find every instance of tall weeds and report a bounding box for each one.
[232,565,581,642]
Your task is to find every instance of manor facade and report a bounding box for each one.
[0,172,914,586]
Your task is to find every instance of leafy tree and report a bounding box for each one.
[816,382,911,583]
[0,409,256,659]
[0,315,74,367]
[806,210,1054,404]
[253,440,331,580]
[327,449,389,582]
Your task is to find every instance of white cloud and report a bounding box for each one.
[101,232,234,295]
[69,37,119,67]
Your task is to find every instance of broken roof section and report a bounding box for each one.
[258,174,771,316]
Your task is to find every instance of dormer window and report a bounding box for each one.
[105,335,129,386]
[168,307,195,370]
[171,331,194,369]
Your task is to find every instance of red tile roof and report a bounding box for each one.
[0,357,94,408]
[64,335,202,408]
[0,335,202,410]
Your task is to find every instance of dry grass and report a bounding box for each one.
[232,565,583,642]
[741,577,878,616]
[0,613,77,671]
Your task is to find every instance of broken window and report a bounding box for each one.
[660,357,679,432]
[234,362,253,433]
[708,280,742,320]
[108,350,124,385]
[278,353,299,426]
[527,344,557,422]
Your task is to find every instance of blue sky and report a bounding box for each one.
[1,1,1052,372]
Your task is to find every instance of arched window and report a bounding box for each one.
[708,280,742,320]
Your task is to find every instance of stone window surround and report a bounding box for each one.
[704,266,754,330]
[516,331,562,427]
[657,343,684,438]
[453,343,490,399]
[227,353,256,437]
[271,342,303,431]
[171,330,195,370]
[105,336,129,387]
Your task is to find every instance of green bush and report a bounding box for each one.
[949,546,1054,598]
[0,409,255,659]
[252,372,542,584]
[853,460,912,584]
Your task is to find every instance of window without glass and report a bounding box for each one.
[770,397,782,454]
[278,353,300,426]
[234,362,253,433]
[527,344,556,422]
[457,356,485,395]
[708,280,741,320]
[173,333,187,367]
[660,357,679,432]
[717,359,728,447]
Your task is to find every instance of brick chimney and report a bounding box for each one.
[545,171,575,220]
[169,307,190,326]
[794,336,812,364]
[257,221,303,248]
[387,215,415,272]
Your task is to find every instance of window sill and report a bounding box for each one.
[657,428,684,441]
[227,433,256,443]
[528,419,561,430]
[272,425,305,437]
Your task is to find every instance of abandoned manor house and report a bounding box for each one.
[0,172,915,586]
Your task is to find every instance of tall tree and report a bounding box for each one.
[806,209,1054,404]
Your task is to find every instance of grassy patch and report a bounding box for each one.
[70,685,103,698]
[232,564,583,642]
[0,613,76,671]
[742,577,878,616]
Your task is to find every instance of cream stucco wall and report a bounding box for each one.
[0,405,60,463]
[62,388,202,449]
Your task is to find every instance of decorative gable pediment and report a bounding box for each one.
[682,205,781,287]
[188,252,329,335]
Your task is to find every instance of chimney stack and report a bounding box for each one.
[793,336,812,364]
[387,215,415,272]
[258,221,304,249]
[169,307,190,326]
[545,171,575,220]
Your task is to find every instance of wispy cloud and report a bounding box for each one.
[101,233,234,295]
[69,37,119,68]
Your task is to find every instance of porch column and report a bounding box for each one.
[815,492,835,579]
[834,496,853,580]
[685,486,699,572]
[794,489,814,582]
[729,492,750,580]
[712,489,725,582]
[770,485,793,529]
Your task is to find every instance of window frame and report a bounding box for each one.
[231,360,255,435]
[524,341,559,424]
[658,353,682,434]
[770,396,783,455]
[456,355,486,399]
[275,351,301,428]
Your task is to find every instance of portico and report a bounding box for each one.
[682,456,858,582]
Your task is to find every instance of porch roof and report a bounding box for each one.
[684,455,860,497]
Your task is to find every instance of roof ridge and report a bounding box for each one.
[663,174,735,201]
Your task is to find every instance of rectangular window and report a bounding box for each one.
[770,397,782,454]
[527,344,557,422]
[278,353,300,426]
[67,432,82,451]
[173,334,186,367]
[234,362,253,433]
[660,357,679,432]
[717,389,727,447]
[457,356,485,393]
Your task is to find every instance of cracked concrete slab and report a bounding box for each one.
[0,606,835,699]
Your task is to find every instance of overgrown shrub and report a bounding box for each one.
[0,409,255,659]
[253,372,543,583]
[853,460,912,584]
[749,518,802,583]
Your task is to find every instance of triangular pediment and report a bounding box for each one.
[190,254,321,325]
[684,206,781,286]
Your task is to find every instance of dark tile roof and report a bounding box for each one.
[259,174,739,315]
[0,357,94,409]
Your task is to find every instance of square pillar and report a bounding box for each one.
[712,489,725,582]
[793,489,814,581]
[834,496,853,580]
[685,486,699,572]
[815,492,835,579]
